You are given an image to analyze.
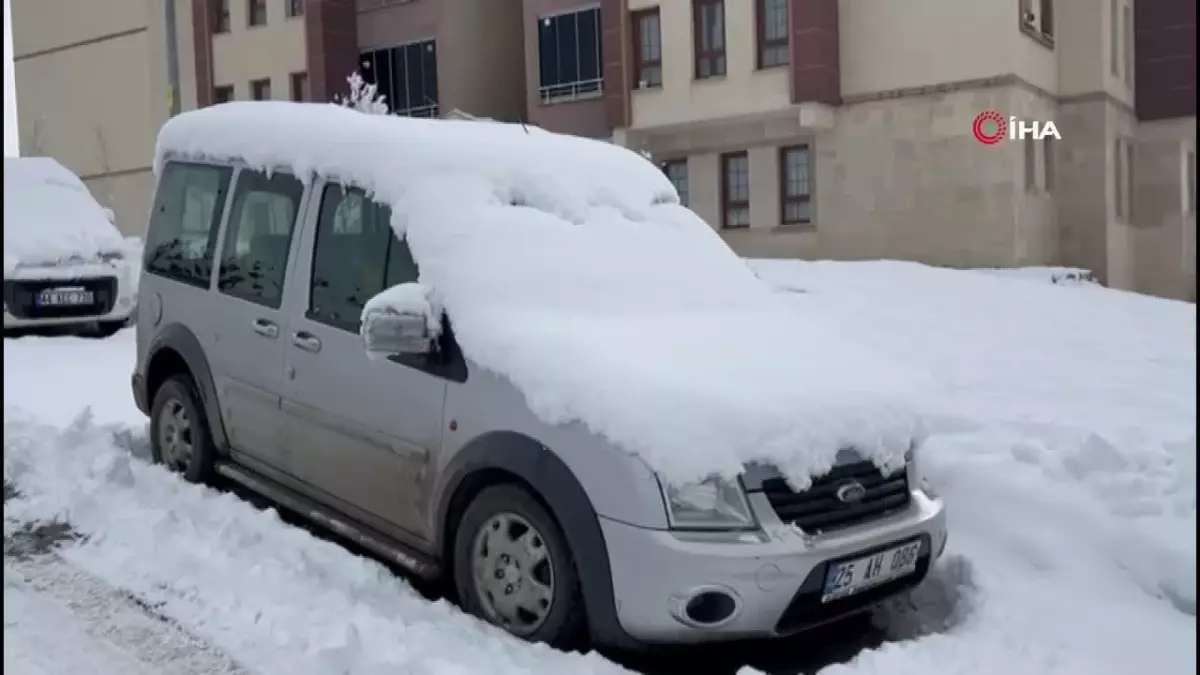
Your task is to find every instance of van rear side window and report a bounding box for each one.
[217,169,304,309]
[145,162,233,288]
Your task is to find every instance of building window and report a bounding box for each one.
[757,0,789,68]
[1043,136,1055,192]
[721,151,750,229]
[290,72,308,102]
[1039,0,1054,38]
[213,85,234,104]
[1110,0,1119,76]
[248,0,266,27]
[361,40,439,117]
[286,0,304,19]
[537,8,602,104]
[215,0,230,34]
[632,8,662,89]
[662,159,688,207]
[780,146,812,225]
[693,0,726,78]
[1122,4,1133,85]
[1020,0,1053,43]
[250,78,271,101]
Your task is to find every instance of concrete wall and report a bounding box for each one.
[1133,117,1197,301]
[10,0,170,236]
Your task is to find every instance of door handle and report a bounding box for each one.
[291,331,322,353]
[252,318,279,339]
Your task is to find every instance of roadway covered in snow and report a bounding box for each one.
[3,262,1195,675]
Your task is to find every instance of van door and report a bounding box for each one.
[207,167,307,472]
[279,181,447,542]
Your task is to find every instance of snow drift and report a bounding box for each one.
[3,157,127,275]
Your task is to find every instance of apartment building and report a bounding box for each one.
[522,0,1196,300]
[14,0,1194,299]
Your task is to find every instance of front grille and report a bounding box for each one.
[760,460,911,533]
[3,276,118,320]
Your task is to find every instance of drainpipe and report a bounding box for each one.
[164,0,181,117]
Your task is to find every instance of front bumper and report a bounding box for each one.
[3,263,137,329]
[602,489,947,644]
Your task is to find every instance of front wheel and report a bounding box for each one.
[453,484,587,648]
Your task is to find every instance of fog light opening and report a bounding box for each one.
[684,590,738,627]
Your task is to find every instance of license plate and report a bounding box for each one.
[822,539,922,603]
[36,287,94,307]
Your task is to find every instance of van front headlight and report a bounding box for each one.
[659,476,757,531]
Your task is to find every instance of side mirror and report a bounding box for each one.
[103,207,117,224]
[360,282,441,358]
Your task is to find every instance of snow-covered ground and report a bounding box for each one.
[4,261,1196,675]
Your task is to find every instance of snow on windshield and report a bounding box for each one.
[3,157,126,274]
[156,102,935,487]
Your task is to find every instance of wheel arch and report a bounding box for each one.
[144,323,229,453]
[435,430,637,649]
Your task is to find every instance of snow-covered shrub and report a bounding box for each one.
[333,71,389,115]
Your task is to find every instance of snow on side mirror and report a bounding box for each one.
[103,208,116,224]
[360,282,442,359]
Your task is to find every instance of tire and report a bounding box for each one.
[149,375,216,484]
[453,484,588,648]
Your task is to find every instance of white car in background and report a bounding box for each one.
[3,157,139,337]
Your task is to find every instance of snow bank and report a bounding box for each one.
[3,157,126,274]
[155,102,933,486]
[751,258,1196,674]
[3,410,640,675]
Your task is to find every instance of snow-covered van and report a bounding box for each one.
[3,157,139,336]
[132,102,947,649]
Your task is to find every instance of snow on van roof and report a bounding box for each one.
[155,102,932,487]
[3,157,125,274]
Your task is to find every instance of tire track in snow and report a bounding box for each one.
[4,551,249,675]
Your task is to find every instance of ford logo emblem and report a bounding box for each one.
[835,481,867,504]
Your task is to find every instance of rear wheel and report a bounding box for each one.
[149,375,216,484]
[453,484,587,648]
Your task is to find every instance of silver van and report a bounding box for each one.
[132,104,947,650]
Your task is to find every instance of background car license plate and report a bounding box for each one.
[36,287,94,307]
[822,539,922,603]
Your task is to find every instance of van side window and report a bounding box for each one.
[217,169,304,309]
[308,184,419,333]
[144,162,232,288]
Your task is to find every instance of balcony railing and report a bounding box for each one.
[397,103,440,119]
[539,78,604,105]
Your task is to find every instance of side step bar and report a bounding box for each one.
[215,461,441,580]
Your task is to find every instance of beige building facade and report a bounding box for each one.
[575,0,1193,301]
[12,0,1196,301]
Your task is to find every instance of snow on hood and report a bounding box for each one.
[156,102,933,486]
[3,157,126,275]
